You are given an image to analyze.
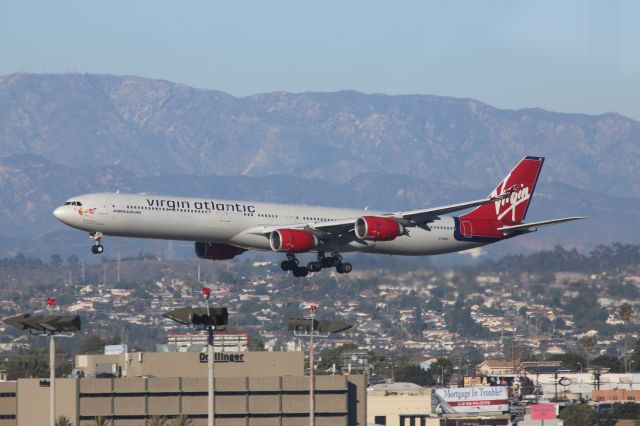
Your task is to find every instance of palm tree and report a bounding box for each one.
[619,303,633,372]
[148,415,169,426]
[55,415,73,426]
[580,335,596,369]
[170,414,193,426]
[92,417,109,426]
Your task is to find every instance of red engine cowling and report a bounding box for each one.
[269,229,318,253]
[194,242,247,260]
[354,216,404,241]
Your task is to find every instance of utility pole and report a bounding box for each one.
[288,306,352,426]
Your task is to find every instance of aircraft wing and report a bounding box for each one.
[245,218,355,237]
[497,217,587,234]
[391,194,508,223]
[244,195,507,238]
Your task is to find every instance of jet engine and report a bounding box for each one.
[194,242,247,260]
[269,229,318,253]
[354,216,404,241]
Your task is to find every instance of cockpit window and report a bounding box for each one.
[65,201,83,206]
[64,202,71,205]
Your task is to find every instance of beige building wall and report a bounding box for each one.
[367,394,437,426]
[76,351,304,378]
[16,379,78,426]
[4,374,365,426]
[0,382,17,426]
[1,352,365,425]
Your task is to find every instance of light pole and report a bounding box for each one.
[163,298,228,426]
[288,305,353,426]
[204,287,215,426]
[3,302,81,426]
[309,305,317,426]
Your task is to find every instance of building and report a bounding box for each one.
[592,389,640,403]
[0,351,366,426]
[476,360,519,376]
[367,382,439,426]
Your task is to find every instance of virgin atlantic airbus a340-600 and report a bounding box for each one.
[53,156,585,277]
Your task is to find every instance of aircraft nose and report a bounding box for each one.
[53,206,69,223]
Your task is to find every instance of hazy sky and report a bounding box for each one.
[2,0,639,119]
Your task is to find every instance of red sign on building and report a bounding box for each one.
[531,404,556,420]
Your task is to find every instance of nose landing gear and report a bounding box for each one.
[89,232,104,254]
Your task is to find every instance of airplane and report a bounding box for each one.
[53,156,585,277]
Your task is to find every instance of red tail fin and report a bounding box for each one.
[461,156,544,226]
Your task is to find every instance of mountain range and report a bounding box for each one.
[0,73,638,260]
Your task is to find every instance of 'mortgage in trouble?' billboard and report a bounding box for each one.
[433,386,509,414]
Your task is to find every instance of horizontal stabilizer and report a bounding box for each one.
[497,217,587,234]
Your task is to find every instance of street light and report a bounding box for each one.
[288,304,353,426]
[163,289,228,426]
[3,301,81,426]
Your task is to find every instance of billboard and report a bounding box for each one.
[104,344,127,355]
[433,386,509,414]
[531,404,557,420]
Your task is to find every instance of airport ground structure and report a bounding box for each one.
[0,351,365,426]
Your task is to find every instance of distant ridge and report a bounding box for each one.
[0,73,638,257]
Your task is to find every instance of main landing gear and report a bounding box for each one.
[307,252,352,274]
[280,254,308,277]
[279,252,353,277]
[89,232,104,254]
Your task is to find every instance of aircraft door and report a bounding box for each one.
[461,220,473,237]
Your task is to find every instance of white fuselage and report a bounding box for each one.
[53,193,483,256]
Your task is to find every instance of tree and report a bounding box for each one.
[610,402,640,420]
[92,417,108,426]
[548,353,585,372]
[317,344,358,371]
[591,355,624,373]
[248,337,265,351]
[580,336,597,368]
[559,403,598,426]
[394,364,434,387]
[55,415,73,426]
[67,254,80,267]
[629,339,640,372]
[619,303,633,372]
[6,352,49,380]
[77,335,119,355]
[50,253,63,267]
[170,415,193,426]
[148,415,169,426]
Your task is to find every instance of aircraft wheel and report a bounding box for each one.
[293,267,308,277]
[91,245,104,254]
[281,260,297,271]
[341,262,352,273]
[307,261,321,272]
[336,263,344,274]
